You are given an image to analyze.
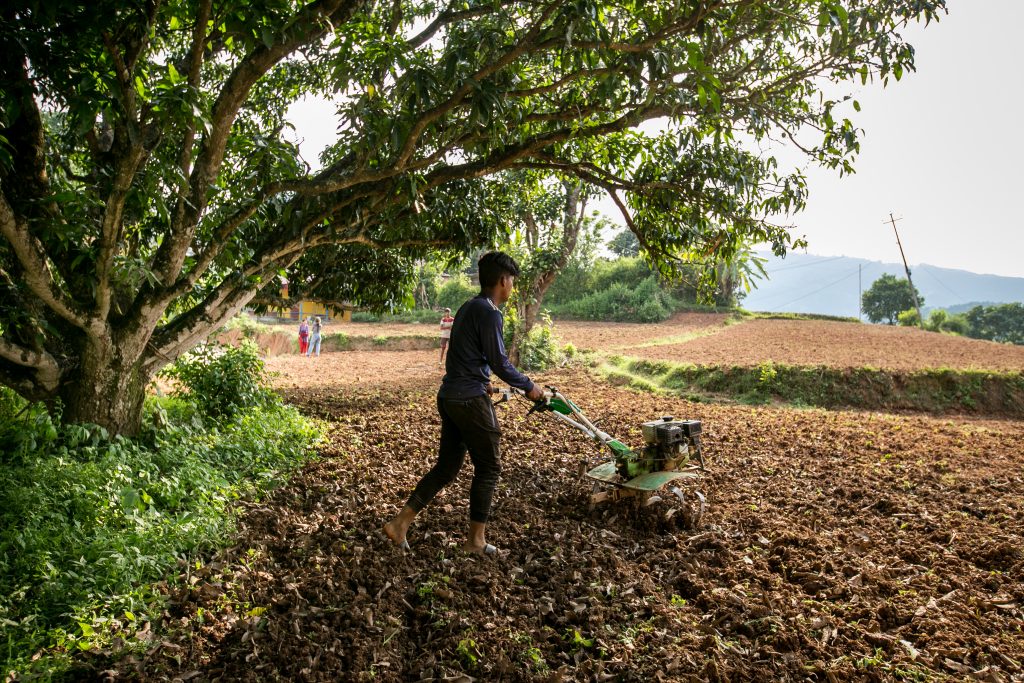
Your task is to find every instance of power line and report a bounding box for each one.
[772,266,864,311]
[919,266,963,302]
[770,255,849,273]
[753,260,874,305]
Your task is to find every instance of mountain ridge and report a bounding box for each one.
[743,252,1024,318]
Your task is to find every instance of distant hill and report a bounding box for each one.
[742,253,1024,318]
[936,301,1001,315]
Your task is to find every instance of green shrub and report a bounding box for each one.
[0,389,62,462]
[924,309,970,335]
[552,275,676,322]
[518,313,564,371]
[161,340,271,419]
[897,309,921,327]
[942,313,970,336]
[436,274,477,312]
[0,389,320,678]
[351,308,443,323]
[322,331,352,351]
[224,314,271,338]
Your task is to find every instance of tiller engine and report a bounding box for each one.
[494,386,707,524]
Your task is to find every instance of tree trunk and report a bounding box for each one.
[507,182,586,366]
[57,335,152,436]
[509,275,555,366]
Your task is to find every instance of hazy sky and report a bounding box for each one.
[288,1,1024,278]
[765,0,1024,279]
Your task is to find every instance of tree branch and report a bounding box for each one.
[0,190,90,330]
[392,0,562,170]
[406,3,505,49]
[0,337,61,389]
[151,0,356,287]
[422,101,672,189]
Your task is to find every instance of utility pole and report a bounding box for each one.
[886,213,923,327]
[858,264,862,321]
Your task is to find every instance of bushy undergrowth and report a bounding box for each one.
[224,314,272,337]
[0,345,320,678]
[550,275,679,322]
[160,340,272,418]
[516,314,565,371]
[350,308,441,323]
[601,356,1024,415]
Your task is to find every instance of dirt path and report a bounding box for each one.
[117,352,1024,682]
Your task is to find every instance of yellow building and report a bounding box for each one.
[271,282,352,322]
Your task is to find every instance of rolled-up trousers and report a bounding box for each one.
[407,395,501,523]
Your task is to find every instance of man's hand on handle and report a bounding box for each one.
[487,383,547,402]
[525,384,546,401]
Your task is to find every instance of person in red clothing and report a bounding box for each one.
[438,307,454,365]
[298,317,310,355]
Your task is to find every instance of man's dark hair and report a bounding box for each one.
[478,251,521,288]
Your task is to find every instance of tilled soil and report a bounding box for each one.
[112,354,1024,682]
[634,319,1024,371]
[553,314,730,351]
[283,312,730,350]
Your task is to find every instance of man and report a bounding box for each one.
[438,307,454,366]
[384,252,544,554]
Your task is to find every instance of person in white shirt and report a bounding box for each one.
[439,307,454,365]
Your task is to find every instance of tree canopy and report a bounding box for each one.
[862,273,924,325]
[0,0,945,432]
[965,303,1024,345]
[608,229,640,258]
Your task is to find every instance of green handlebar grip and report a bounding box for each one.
[547,397,576,416]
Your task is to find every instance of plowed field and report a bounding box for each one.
[119,351,1024,682]
[282,314,1024,371]
[630,319,1024,372]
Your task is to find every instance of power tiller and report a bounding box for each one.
[493,386,707,524]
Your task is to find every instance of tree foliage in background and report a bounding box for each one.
[607,229,640,258]
[502,174,605,362]
[965,303,1024,345]
[862,273,924,325]
[1,0,945,433]
[899,308,969,334]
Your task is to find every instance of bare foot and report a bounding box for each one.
[462,542,497,555]
[383,521,410,550]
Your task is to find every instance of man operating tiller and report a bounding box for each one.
[384,251,545,555]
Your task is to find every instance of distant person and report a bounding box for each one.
[439,307,454,365]
[298,317,310,355]
[305,316,322,357]
[384,251,544,556]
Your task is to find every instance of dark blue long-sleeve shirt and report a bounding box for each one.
[438,294,535,399]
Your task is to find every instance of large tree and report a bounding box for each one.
[503,174,604,363]
[862,273,924,325]
[1,0,944,434]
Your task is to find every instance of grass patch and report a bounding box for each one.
[321,332,439,352]
[617,325,731,350]
[737,310,862,323]
[350,309,442,324]
[599,356,1024,416]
